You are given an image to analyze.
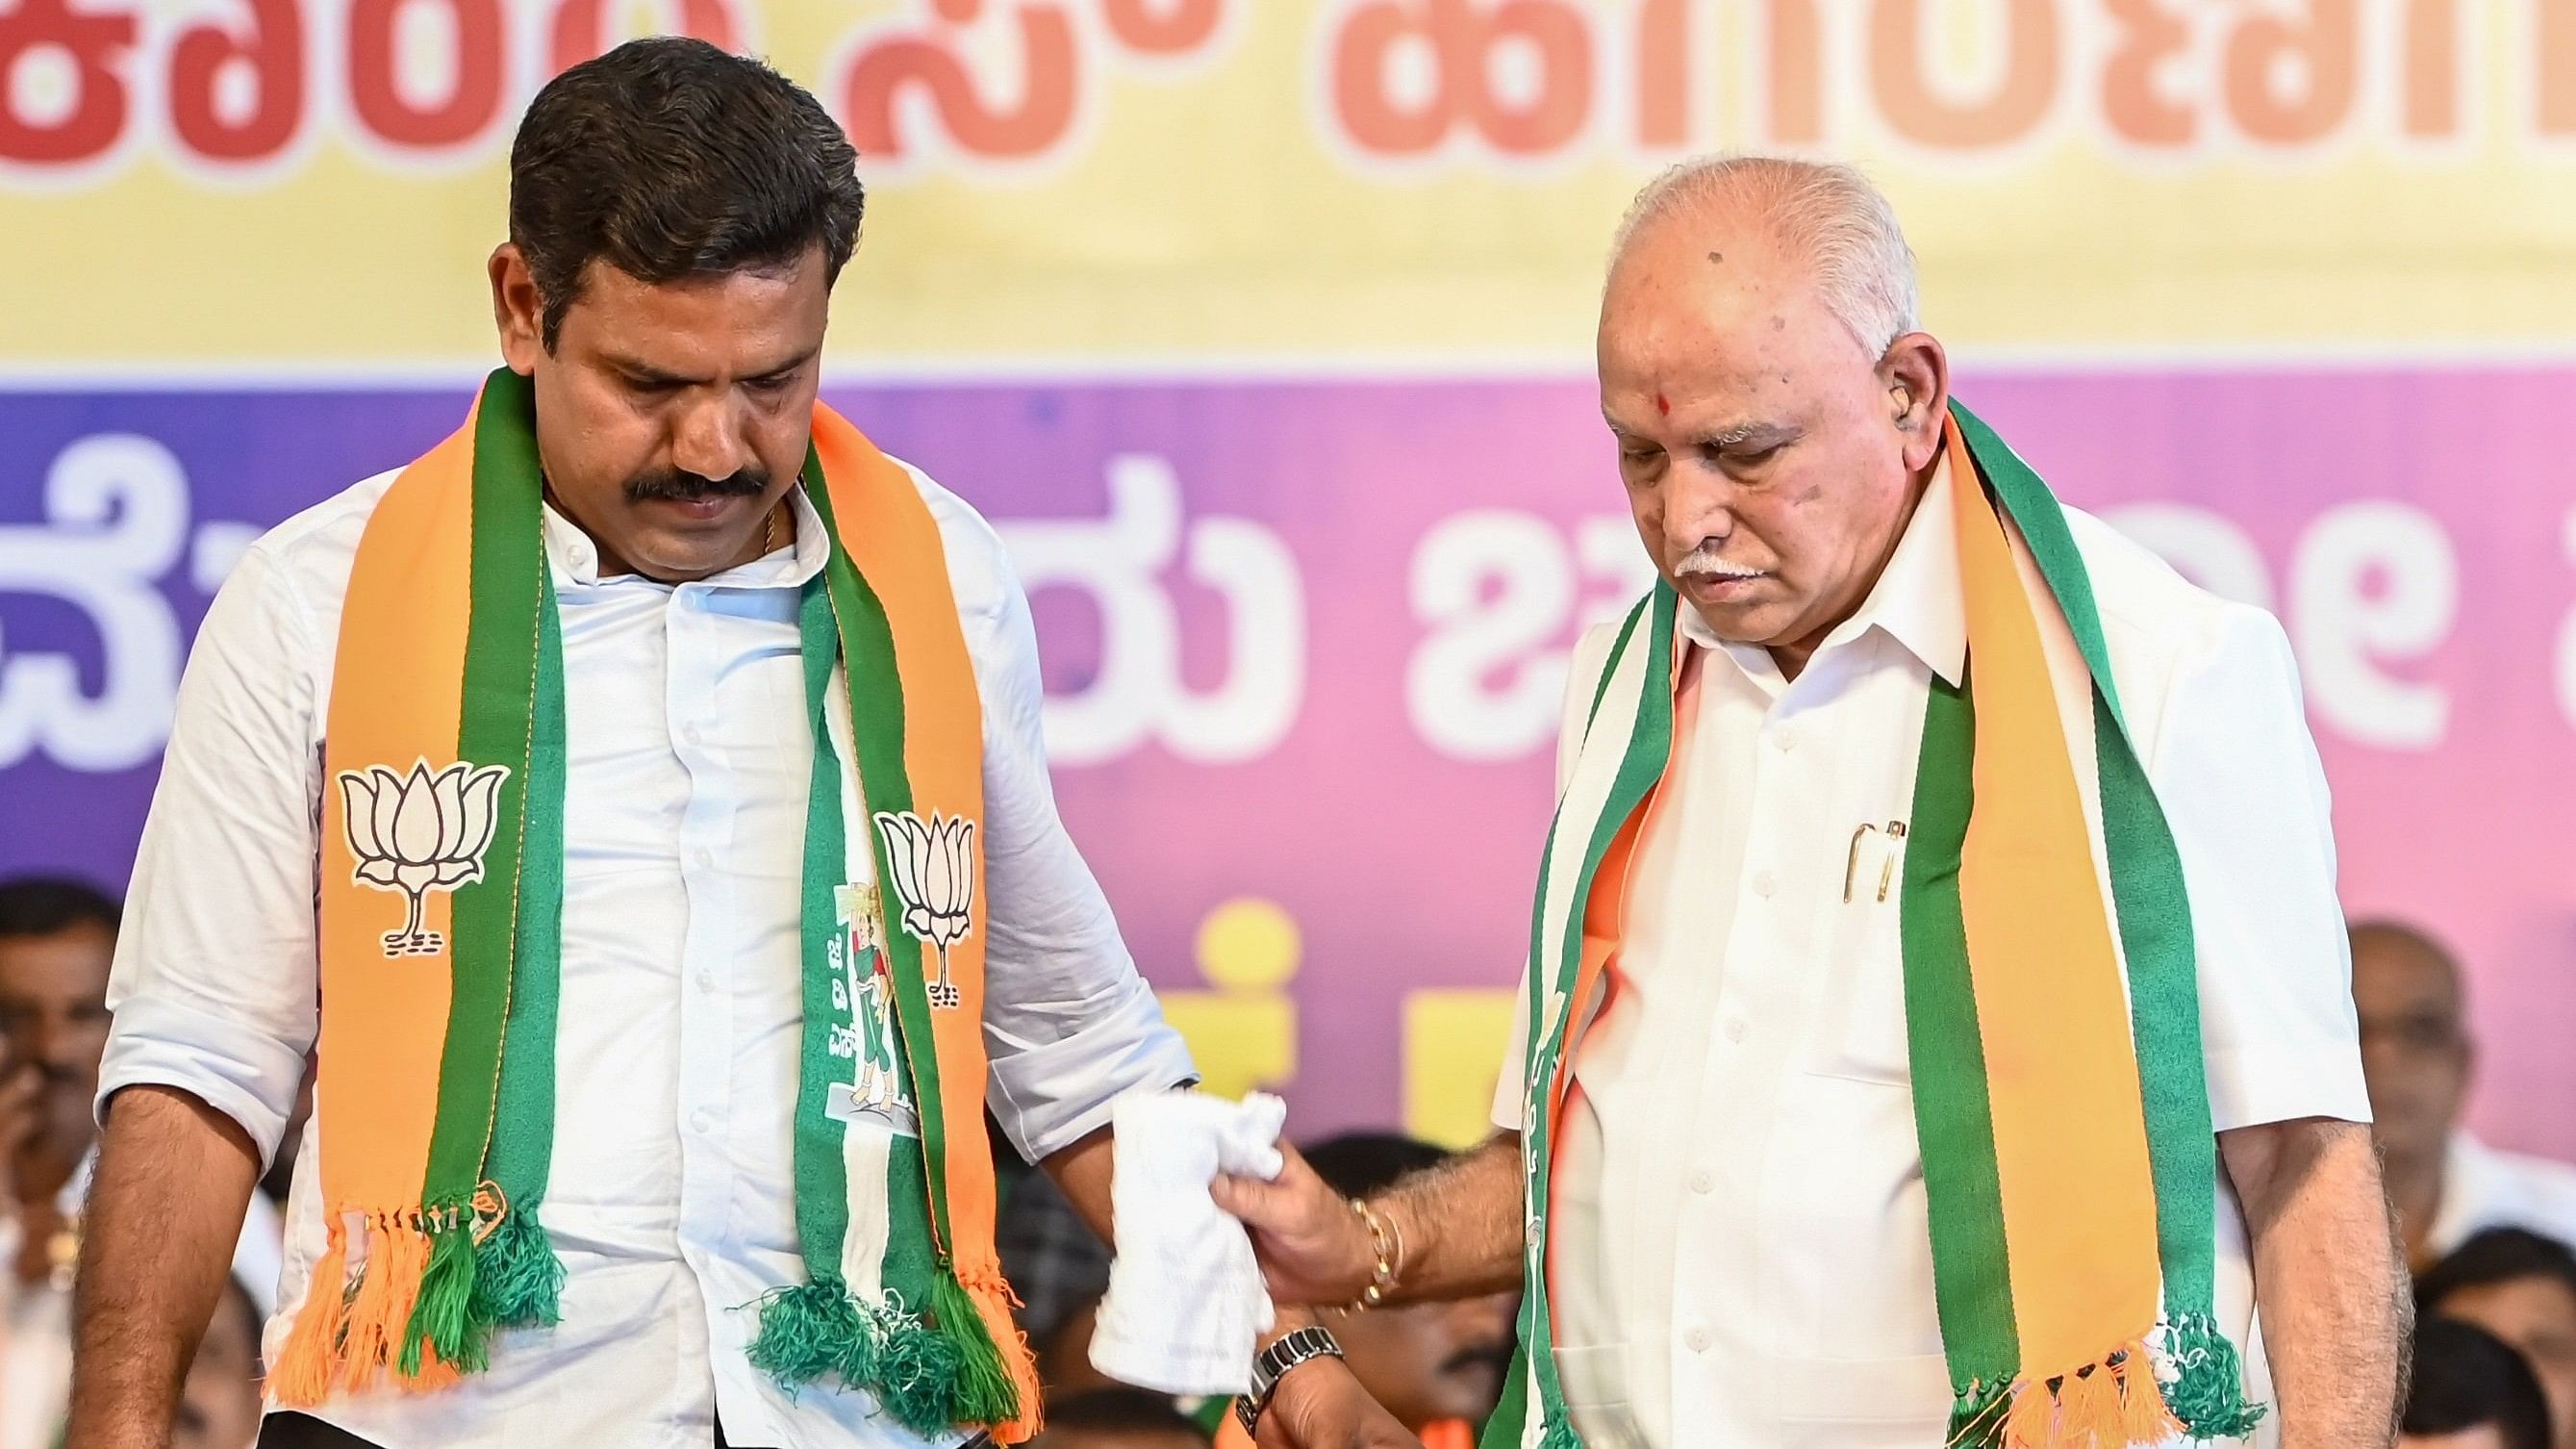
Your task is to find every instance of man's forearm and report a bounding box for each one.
[2223,1118,2407,1449]
[67,1084,262,1449]
[1375,1132,1524,1303]
[1039,1122,1116,1243]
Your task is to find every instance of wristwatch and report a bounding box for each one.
[1236,1325,1346,1435]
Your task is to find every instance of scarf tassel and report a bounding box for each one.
[1991,1340,2180,1449]
[269,1221,353,1407]
[947,1261,1043,1442]
[468,1199,567,1331]
[2159,1312,2267,1441]
[400,1202,483,1377]
[746,1268,1038,1440]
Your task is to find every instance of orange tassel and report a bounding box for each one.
[2004,1376,2057,1449]
[2117,1345,2181,1446]
[963,1264,1044,1444]
[340,1213,432,1390]
[2061,1362,2121,1449]
[268,1222,352,1408]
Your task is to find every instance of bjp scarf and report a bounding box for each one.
[276,368,1041,1441]
[1485,403,2266,1449]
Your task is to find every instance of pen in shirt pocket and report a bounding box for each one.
[1842,820,1909,904]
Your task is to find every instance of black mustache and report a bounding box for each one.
[1443,1342,1515,1376]
[625,468,769,502]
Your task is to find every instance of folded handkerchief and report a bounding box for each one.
[1088,1090,1289,1395]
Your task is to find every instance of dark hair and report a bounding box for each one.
[1302,1131,1450,1201]
[2420,1228,2576,1319]
[508,37,864,349]
[0,877,120,942]
[2404,1317,2554,1449]
[1040,1386,1204,1437]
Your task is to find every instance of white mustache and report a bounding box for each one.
[1677,548,1767,579]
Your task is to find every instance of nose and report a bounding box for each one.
[1665,462,1740,558]
[669,392,756,483]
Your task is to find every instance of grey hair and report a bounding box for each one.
[1612,155,1921,357]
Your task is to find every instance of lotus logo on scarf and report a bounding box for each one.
[337,759,510,957]
[872,810,975,1009]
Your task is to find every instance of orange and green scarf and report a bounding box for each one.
[1488,403,2265,1449]
[275,368,1041,1441]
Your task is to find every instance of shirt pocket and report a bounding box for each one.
[1552,1344,1654,1449]
[1773,1351,1955,1449]
[1798,824,1912,1085]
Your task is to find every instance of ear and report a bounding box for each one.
[1879,331,1951,474]
[490,243,544,376]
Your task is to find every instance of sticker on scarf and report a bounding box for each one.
[335,758,511,957]
[872,810,977,1009]
[829,884,919,1135]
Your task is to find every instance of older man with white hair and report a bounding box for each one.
[1217,157,2405,1449]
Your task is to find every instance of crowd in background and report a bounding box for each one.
[3,874,2572,1449]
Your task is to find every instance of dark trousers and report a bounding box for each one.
[260,1412,745,1447]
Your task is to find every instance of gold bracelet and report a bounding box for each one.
[1348,1197,1402,1309]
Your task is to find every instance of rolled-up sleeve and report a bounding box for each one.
[934,484,1195,1164]
[2146,602,2370,1133]
[98,541,320,1168]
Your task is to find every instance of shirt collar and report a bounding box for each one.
[542,484,829,589]
[1674,446,1967,689]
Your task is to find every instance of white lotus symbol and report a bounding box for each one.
[872,810,975,1009]
[338,759,509,957]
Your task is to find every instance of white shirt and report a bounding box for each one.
[99,466,1195,1449]
[2430,1131,2576,1259]
[1491,456,2370,1449]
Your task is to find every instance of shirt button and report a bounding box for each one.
[1774,728,1796,752]
[1684,1327,1712,1354]
[691,1109,715,1134]
[692,847,714,868]
[1723,1018,1746,1044]
[1752,870,1778,899]
[683,724,706,748]
[695,968,716,992]
[1690,1170,1714,1195]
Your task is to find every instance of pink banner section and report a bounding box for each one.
[882,370,2576,1157]
[2,369,2567,1155]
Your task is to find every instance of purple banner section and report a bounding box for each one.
[2,372,2570,1154]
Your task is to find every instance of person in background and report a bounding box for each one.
[2353,921,2576,1269]
[1,878,125,1449]
[175,1277,265,1449]
[1029,1388,1210,1449]
[0,878,285,1449]
[2420,1231,2576,1449]
[2401,1317,2554,1449]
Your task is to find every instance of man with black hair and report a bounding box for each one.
[70,37,1191,1449]
[2420,1230,2576,1449]
[2403,1319,2554,1449]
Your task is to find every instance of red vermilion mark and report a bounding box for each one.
[1655,393,1670,415]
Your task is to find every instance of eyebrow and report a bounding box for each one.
[601,347,819,388]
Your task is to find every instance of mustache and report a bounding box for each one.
[1442,1340,1516,1376]
[624,467,770,503]
[1676,544,1766,578]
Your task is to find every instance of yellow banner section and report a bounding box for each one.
[9,0,2576,364]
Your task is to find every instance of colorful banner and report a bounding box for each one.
[5,1,2573,1159]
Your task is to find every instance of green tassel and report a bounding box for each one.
[868,1298,971,1435]
[1948,1377,2012,1449]
[2161,1313,2268,1440]
[929,1268,1022,1427]
[399,1211,485,1377]
[747,1277,871,1388]
[468,1204,566,1331]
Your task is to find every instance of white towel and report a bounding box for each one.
[1088,1090,1288,1395]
